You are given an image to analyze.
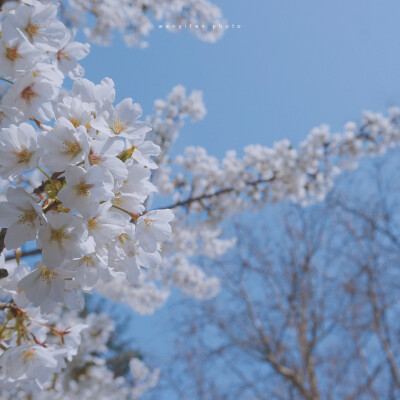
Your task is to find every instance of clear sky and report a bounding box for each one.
[78,0,400,374]
[82,0,400,160]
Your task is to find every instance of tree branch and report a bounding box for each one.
[162,177,275,210]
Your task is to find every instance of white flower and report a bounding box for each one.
[37,212,87,267]
[2,70,58,121]
[130,358,150,382]
[55,29,90,79]
[91,98,151,139]
[0,187,43,249]
[64,252,110,289]
[18,262,66,312]
[0,257,31,307]
[127,140,160,169]
[136,209,174,253]
[72,77,115,113]
[55,96,93,129]
[130,357,160,400]
[112,164,156,216]
[0,344,63,383]
[0,123,39,179]
[122,163,157,203]
[2,3,66,51]
[0,105,24,128]
[86,202,129,248]
[64,279,85,311]
[110,229,162,283]
[58,165,114,219]
[0,36,41,79]
[87,137,128,182]
[40,117,90,171]
[62,323,88,361]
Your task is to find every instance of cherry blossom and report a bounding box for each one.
[0,2,174,394]
[37,213,88,267]
[0,123,39,179]
[1,1,396,398]
[18,262,66,313]
[90,98,151,139]
[0,187,43,249]
[40,118,90,171]
[58,165,114,218]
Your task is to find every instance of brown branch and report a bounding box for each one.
[162,177,275,210]
[0,228,6,254]
[5,248,42,261]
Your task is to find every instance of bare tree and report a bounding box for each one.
[149,149,400,400]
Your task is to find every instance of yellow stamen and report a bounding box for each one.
[13,147,33,164]
[62,141,81,158]
[57,49,70,62]
[22,348,36,363]
[69,117,82,128]
[111,118,129,135]
[26,24,40,41]
[18,210,36,228]
[75,182,94,196]
[5,45,21,62]
[144,218,153,232]
[50,228,70,245]
[20,85,37,105]
[89,153,101,165]
[79,255,95,268]
[40,266,58,284]
[113,197,124,206]
[87,218,99,231]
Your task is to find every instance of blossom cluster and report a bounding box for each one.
[61,0,226,47]
[92,86,224,314]
[163,108,400,219]
[0,0,173,392]
[1,1,400,398]
[0,289,159,399]
[102,90,400,320]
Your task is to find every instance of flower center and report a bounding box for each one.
[62,141,81,158]
[144,218,153,232]
[111,118,129,135]
[68,117,82,128]
[13,147,33,164]
[113,197,124,206]
[57,49,70,62]
[26,23,40,41]
[22,348,36,363]
[5,44,21,62]
[79,255,95,268]
[89,153,102,165]
[18,210,37,228]
[20,85,38,105]
[87,218,99,231]
[75,181,95,197]
[50,228,70,245]
[40,266,58,284]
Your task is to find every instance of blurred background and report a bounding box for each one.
[76,1,400,398]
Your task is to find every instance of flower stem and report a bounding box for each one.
[112,205,134,217]
[36,166,52,182]
[0,76,14,84]
[37,166,59,193]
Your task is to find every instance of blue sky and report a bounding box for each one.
[82,0,400,160]
[78,0,400,376]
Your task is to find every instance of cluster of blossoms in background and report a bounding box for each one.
[60,0,227,47]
